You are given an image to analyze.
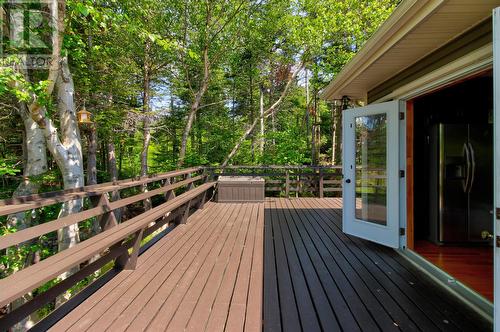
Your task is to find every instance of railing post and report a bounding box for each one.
[319,168,324,198]
[164,177,176,201]
[285,170,290,198]
[186,172,195,191]
[196,191,207,210]
[208,167,217,182]
[176,199,192,224]
[91,193,118,231]
[298,175,302,195]
[115,228,144,270]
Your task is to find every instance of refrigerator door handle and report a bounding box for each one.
[462,142,471,193]
[467,142,476,193]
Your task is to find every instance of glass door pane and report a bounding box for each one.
[355,114,387,225]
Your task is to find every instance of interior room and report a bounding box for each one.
[412,72,494,302]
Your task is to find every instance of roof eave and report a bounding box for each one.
[320,0,445,101]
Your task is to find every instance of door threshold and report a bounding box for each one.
[397,248,493,323]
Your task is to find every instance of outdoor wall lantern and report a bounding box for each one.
[77,103,93,125]
[341,95,351,110]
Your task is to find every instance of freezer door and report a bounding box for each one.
[429,124,469,243]
[468,124,494,241]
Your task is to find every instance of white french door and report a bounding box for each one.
[342,101,401,248]
[493,7,500,331]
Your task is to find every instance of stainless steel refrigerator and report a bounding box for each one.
[428,123,493,244]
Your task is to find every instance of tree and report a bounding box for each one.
[175,0,251,166]
[222,0,397,165]
[1,0,85,307]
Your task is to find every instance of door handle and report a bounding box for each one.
[345,179,351,184]
[481,230,493,240]
[462,143,471,192]
[467,142,475,193]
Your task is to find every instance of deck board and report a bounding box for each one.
[49,198,491,332]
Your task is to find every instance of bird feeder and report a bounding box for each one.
[77,105,93,125]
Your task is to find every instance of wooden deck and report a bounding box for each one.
[49,202,264,332]
[264,198,491,332]
[47,198,491,332]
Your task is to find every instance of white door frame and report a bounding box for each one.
[492,7,500,332]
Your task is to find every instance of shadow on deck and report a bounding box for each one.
[47,198,491,332]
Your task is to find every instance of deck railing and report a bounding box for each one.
[0,167,215,330]
[207,165,343,197]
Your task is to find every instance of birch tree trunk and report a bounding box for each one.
[8,105,47,332]
[8,108,48,229]
[37,58,84,307]
[54,59,84,248]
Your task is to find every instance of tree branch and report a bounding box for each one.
[221,63,304,166]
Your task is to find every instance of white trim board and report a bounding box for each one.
[374,43,493,103]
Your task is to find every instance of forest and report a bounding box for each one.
[0,0,397,329]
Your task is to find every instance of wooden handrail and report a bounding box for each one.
[0,167,202,212]
[0,168,216,330]
[0,182,215,308]
[0,174,205,250]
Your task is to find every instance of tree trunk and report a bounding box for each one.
[178,46,210,167]
[259,85,264,154]
[8,105,47,331]
[87,125,97,185]
[271,109,276,146]
[8,109,48,229]
[311,89,316,165]
[39,58,84,307]
[305,69,310,152]
[141,39,152,210]
[191,114,196,154]
[54,58,84,254]
[249,73,255,161]
[197,112,202,155]
[118,139,123,177]
[108,142,122,222]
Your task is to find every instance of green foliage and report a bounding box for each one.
[0,58,53,109]
[0,161,21,176]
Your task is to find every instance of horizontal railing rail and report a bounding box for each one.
[206,165,343,197]
[0,167,203,215]
[0,167,215,330]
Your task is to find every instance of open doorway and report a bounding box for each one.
[411,72,494,302]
